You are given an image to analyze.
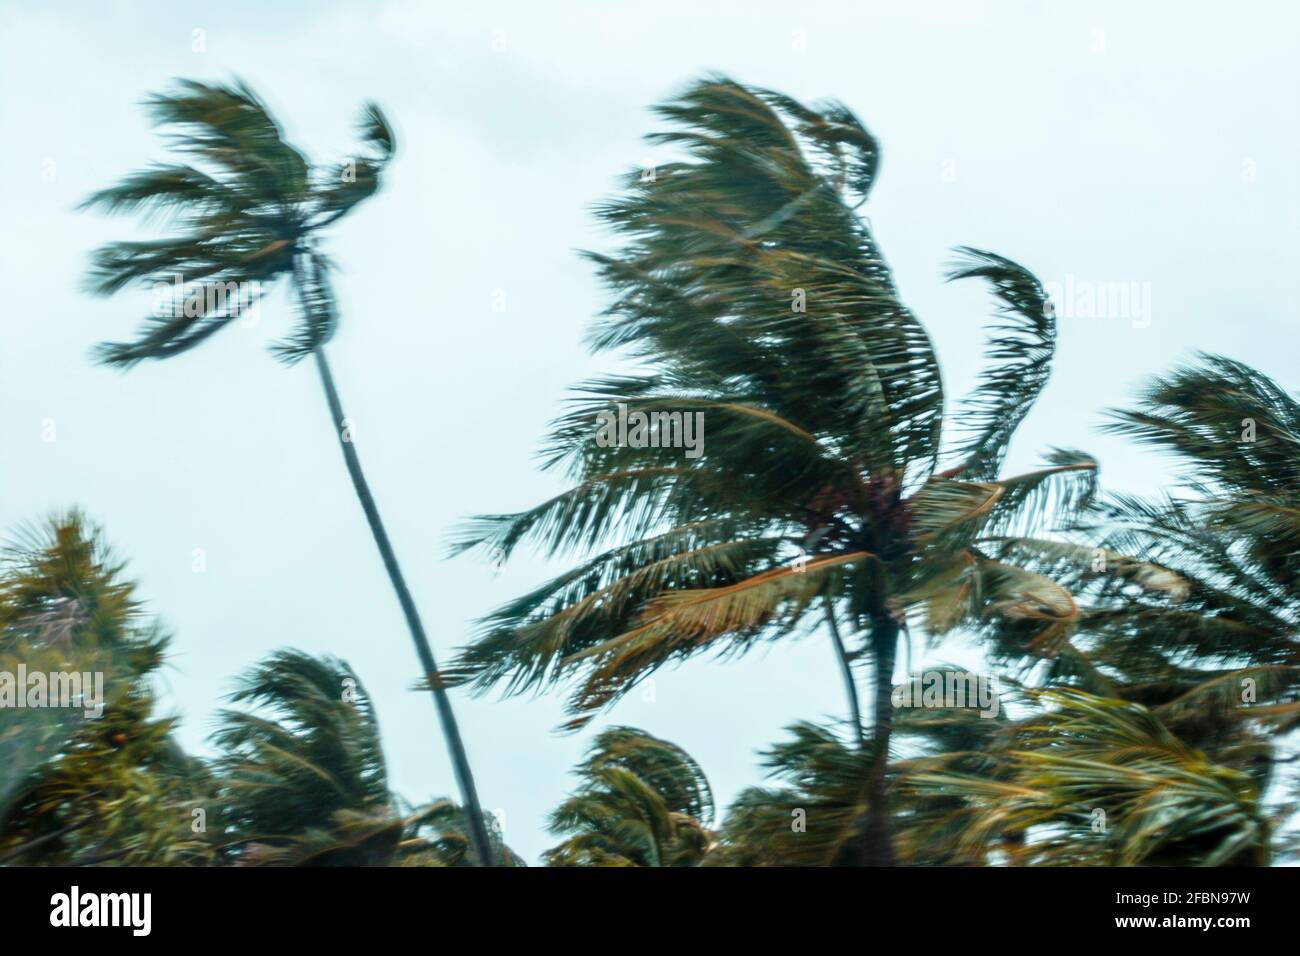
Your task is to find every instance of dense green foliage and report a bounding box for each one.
[1,75,1293,867]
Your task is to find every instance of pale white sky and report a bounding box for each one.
[1,0,1297,862]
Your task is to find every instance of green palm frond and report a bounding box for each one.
[213,650,393,863]
[545,727,713,866]
[943,247,1057,480]
[1105,353,1300,494]
[708,721,877,866]
[905,690,1271,866]
[82,79,395,366]
[400,799,525,867]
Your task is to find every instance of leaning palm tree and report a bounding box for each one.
[451,76,1096,864]
[544,726,714,866]
[79,80,492,863]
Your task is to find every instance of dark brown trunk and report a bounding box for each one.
[824,596,865,747]
[862,610,898,866]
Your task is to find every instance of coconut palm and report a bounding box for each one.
[213,649,400,865]
[451,76,1097,864]
[704,694,1009,867]
[983,355,1300,767]
[212,648,522,866]
[544,726,714,866]
[79,80,492,863]
[1098,356,1300,726]
[903,689,1272,866]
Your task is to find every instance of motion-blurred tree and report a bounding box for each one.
[80,80,493,864]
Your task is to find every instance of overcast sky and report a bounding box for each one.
[2,0,1297,862]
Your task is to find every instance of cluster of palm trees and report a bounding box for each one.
[0,76,1294,866]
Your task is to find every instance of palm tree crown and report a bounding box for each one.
[81,78,496,865]
[451,76,1097,864]
[81,79,393,365]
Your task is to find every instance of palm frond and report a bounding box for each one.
[943,247,1057,479]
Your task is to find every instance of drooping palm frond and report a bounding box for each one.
[1105,353,1300,495]
[889,696,1018,865]
[576,726,714,823]
[983,359,1300,766]
[398,799,526,867]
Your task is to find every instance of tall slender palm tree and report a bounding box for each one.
[79,80,493,864]
[450,77,1096,864]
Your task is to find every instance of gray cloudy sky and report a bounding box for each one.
[1,0,1297,862]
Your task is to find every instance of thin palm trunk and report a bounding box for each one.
[312,347,494,866]
[862,610,899,866]
[823,596,865,747]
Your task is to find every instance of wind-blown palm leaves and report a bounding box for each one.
[709,680,1012,867]
[1100,356,1300,722]
[213,650,399,866]
[0,514,212,866]
[81,81,392,365]
[451,76,1096,864]
[984,356,1300,767]
[706,721,875,866]
[401,799,525,867]
[903,690,1271,866]
[545,726,714,866]
[212,649,522,866]
[81,79,494,865]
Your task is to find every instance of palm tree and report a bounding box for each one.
[706,720,874,866]
[401,799,525,867]
[1098,355,1300,729]
[984,355,1300,773]
[79,80,493,864]
[707,675,1028,867]
[213,648,522,866]
[213,649,400,865]
[903,690,1272,865]
[450,76,1096,864]
[544,726,714,866]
